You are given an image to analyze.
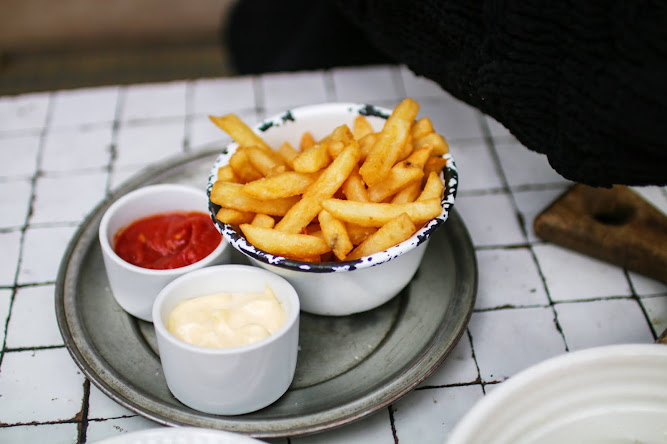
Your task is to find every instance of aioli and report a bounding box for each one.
[167,287,286,348]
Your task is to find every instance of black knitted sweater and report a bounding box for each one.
[227,0,667,187]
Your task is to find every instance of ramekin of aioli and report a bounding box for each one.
[152,264,300,415]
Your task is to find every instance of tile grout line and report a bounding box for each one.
[183,80,194,153]
[477,114,570,353]
[388,404,399,443]
[0,92,56,368]
[77,379,92,444]
[252,75,264,119]
[323,70,337,102]
[390,65,408,99]
[77,85,125,440]
[105,87,125,194]
[465,327,486,394]
[624,269,659,341]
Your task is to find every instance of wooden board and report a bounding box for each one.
[534,184,667,284]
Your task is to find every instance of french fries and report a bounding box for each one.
[242,171,318,200]
[292,142,331,173]
[239,223,331,259]
[209,114,272,152]
[318,209,353,260]
[208,98,449,262]
[359,98,420,186]
[346,213,416,260]
[210,182,299,216]
[251,213,275,228]
[320,198,442,227]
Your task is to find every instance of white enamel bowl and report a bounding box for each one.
[447,344,667,444]
[99,184,230,321]
[152,264,300,415]
[207,103,458,316]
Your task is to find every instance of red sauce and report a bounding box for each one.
[113,211,222,270]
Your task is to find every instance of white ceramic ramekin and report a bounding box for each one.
[99,184,230,322]
[151,264,300,415]
[206,102,458,316]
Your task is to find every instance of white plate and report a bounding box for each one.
[94,427,265,444]
[447,344,667,444]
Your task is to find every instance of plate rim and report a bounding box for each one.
[55,149,478,438]
[447,344,667,444]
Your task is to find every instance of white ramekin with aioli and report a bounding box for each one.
[151,264,300,415]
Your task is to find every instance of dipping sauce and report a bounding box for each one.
[114,211,221,270]
[167,286,286,348]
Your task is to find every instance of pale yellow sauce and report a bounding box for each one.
[167,286,286,348]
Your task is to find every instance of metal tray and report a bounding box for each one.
[55,149,477,438]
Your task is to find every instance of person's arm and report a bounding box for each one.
[338,0,667,187]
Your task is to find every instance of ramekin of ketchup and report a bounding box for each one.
[113,211,221,270]
[99,184,229,321]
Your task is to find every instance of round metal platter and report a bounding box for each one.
[55,149,478,438]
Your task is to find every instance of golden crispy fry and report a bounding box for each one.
[327,141,346,158]
[307,228,324,239]
[414,132,449,155]
[341,166,370,202]
[367,148,431,202]
[411,116,434,139]
[210,181,299,216]
[267,165,287,177]
[359,98,420,186]
[273,195,319,234]
[397,134,414,162]
[245,146,287,177]
[242,171,318,199]
[346,223,377,245]
[418,172,445,201]
[424,156,448,179]
[346,213,416,260]
[303,141,361,198]
[239,224,331,258]
[321,197,441,227]
[391,181,422,203]
[405,145,433,168]
[217,164,239,183]
[300,131,316,151]
[229,148,263,183]
[251,213,275,228]
[367,160,423,203]
[274,142,297,169]
[209,114,272,152]
[318,209,353,260]
[216,207,255,225]
[292,142,332,173]
[358,132,378,162]
[328,124,353,158]
[353,115,374,140]
[275,142,361,233]
[331,124,354,143]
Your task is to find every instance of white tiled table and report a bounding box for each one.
[1,65,666,444]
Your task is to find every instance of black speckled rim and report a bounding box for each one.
[206,103,458,273]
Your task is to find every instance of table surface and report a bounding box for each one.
[1,64,665,444]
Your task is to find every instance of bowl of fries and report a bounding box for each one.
[206,99,458,316]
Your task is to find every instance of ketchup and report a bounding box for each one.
[113,211,222,270]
